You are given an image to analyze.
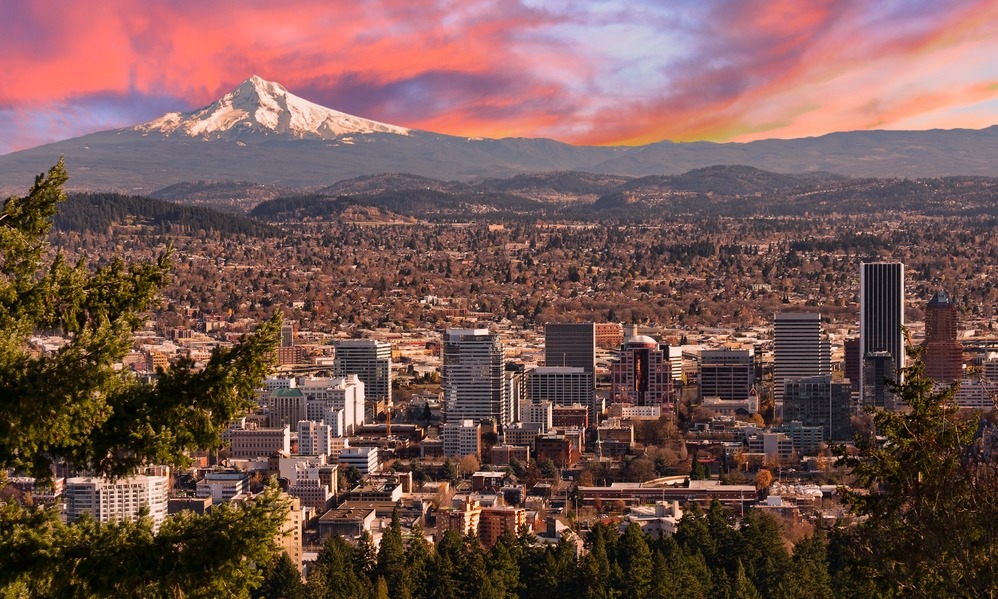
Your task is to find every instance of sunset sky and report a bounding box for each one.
[2,0,998,155]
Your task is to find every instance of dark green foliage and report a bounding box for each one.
[0,482,289,597]
[833,351,998,597]
[0,162,287,596]
[376,510,408,598]
[55,192,281,237]
[254,552,306,599]
[308,535,373,599]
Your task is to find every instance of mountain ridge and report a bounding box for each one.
[2,77,997,194]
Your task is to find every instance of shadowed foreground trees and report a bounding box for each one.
[0,162,286,596]
[832,353,998,598]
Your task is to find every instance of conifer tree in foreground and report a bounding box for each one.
[0,162,286,597]
[834,349,998,598]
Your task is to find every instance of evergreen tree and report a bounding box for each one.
[404,524,432,599]
[737,509,790,598]
[308,535,372,599]
[354,531,378,582]
[254,552,306,599]
[730,560,763,599]
[835,350,998,597]
[0,163,287,595]
[616,522,653,599]
[577,529,618,599]
[424,530,463,599]
[376,510,408,598]
[775,527,833,599]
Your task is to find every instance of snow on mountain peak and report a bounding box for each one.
[134,76,410,139]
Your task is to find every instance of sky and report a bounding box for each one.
[2,0,998,155]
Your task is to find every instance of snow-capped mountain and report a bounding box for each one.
[133,75,410,140]
[2,74,998,195]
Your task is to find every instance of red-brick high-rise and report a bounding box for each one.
[922,291,963,383]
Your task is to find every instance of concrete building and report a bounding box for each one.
[267,388,306,429]
[922,290,963,384]
[699,349,755,401]
[301,375,365,435]
[860,262,905,402]
[332,339,392,420]
[527,366,595,421]
[611,335,672,407]
[773,421,828,455]
[65,467,169,532]
[196,470,249,503]
[338,446,380,475]
[436,496,482,539]
[479,506,527,548]
[443,329,508,424]
[505,363,527,427]
[230,425,291,459]
[297,420,336,456]
[523,400,553,433]
[782,376,853,442]
[441,419,482,457]
[746,432,794,462]
[774,312,831,404]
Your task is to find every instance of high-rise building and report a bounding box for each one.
[527,366,596,419]
[863,351,898,410]
[65,467,170,532]
[782,376,853,442]
[844,337,861,394]
[611,335,673,407]
[545,322,596,373]
[922,291,963,383]
[860,262,905,402]
[301,375,365,435]
[698,348,755,401]
[443,329,508,424]
[774,313,831,404]
[332,339,392,419]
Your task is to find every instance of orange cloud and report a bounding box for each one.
[2,0,998,154]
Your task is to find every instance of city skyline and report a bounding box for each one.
[3,2,998,155]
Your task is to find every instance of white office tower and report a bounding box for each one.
[522,400,554,433]
[65,467,170,532]
[774,313,831,404]
[300,375,365,435]
[860,262,905,403]
[441,419,482,457]
[332,339,392,417]
[443,329,508,424]
[298,420,335,456]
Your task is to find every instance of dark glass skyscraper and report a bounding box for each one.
[859,262,905,405]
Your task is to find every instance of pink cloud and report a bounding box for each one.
[2,0,998,154]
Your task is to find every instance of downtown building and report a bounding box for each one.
[922,290,963,384]
[65,467,170,532]
[698,348,755,401]
[859,262,905,408]
[442,329,509,425]
[332,339,391,420]
[782,376,853,442]
[773,312,831,404]
[611,335,673,407]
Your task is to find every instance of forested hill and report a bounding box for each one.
[55,192,282,237]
